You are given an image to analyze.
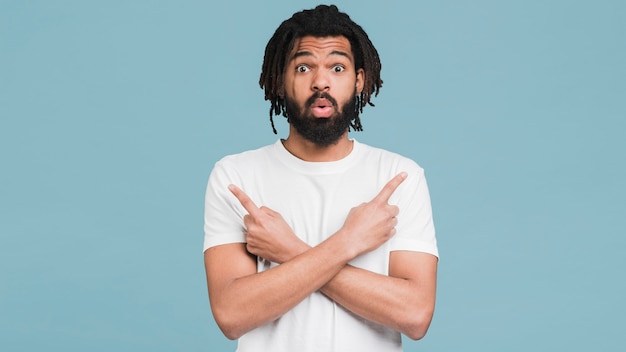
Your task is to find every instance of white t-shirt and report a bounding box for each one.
[204,139,438,352]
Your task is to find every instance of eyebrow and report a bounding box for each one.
[292,50,352,60]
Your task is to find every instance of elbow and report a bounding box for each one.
[404,325,428,341]
[219,323,243,341]
[215,317,245,340]
[401,309,434,341]
[212,307,247,340]
[222,329,243,341]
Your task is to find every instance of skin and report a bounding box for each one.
[281,36,363,161]
[204,36,438,341]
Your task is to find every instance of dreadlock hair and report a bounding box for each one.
[259,4,383,134]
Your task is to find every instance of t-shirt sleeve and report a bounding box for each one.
[389,163,439,258]
[203,161,246,252]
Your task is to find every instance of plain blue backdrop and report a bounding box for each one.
[1,0,624,351]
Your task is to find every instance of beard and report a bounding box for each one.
[285,91,357,147]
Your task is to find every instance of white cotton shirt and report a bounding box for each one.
[204,139,438,352]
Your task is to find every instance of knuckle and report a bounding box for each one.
[256,217,268,227]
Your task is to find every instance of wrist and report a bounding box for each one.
[328,228,359,261]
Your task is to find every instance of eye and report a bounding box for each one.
[296,64,310,73]
[332,65,345,73]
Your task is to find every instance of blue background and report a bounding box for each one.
[1,0,624,351]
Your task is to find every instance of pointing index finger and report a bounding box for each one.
[374,172,408,203]
[228,184,261,216]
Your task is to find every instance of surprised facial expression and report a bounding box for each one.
[282,36,365,146]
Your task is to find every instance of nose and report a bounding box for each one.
[312,70,330,92]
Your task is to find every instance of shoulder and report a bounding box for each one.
[212,141,284,178]
[356,141,424,174]
[207,142,279,186]
[216,142,276,167]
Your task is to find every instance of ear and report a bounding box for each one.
[355,68,365,95]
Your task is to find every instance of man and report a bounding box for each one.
[203,5,438,351]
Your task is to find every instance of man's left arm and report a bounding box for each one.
[319,251,437,340]
[242,212,438,340]
[256,232,438,340]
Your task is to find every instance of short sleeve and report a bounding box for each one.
[203,161,247,252]
[389,164,438,258]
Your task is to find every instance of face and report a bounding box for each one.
[282,36,364,146]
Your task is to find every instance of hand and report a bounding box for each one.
[338,172,407,257]
[228,184,309,263]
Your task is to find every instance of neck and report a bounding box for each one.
[282,127,353,162]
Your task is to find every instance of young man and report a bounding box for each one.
[203,5,438,351]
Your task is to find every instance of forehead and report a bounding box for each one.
[289,36,354,61]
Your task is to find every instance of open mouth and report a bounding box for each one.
[310,98,334,118]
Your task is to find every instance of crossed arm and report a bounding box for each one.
[204,172,438,340]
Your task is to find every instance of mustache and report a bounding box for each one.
[305,92,338,108]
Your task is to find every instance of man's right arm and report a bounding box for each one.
[205,237,349,340]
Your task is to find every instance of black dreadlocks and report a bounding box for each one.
[259,4,383,134]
